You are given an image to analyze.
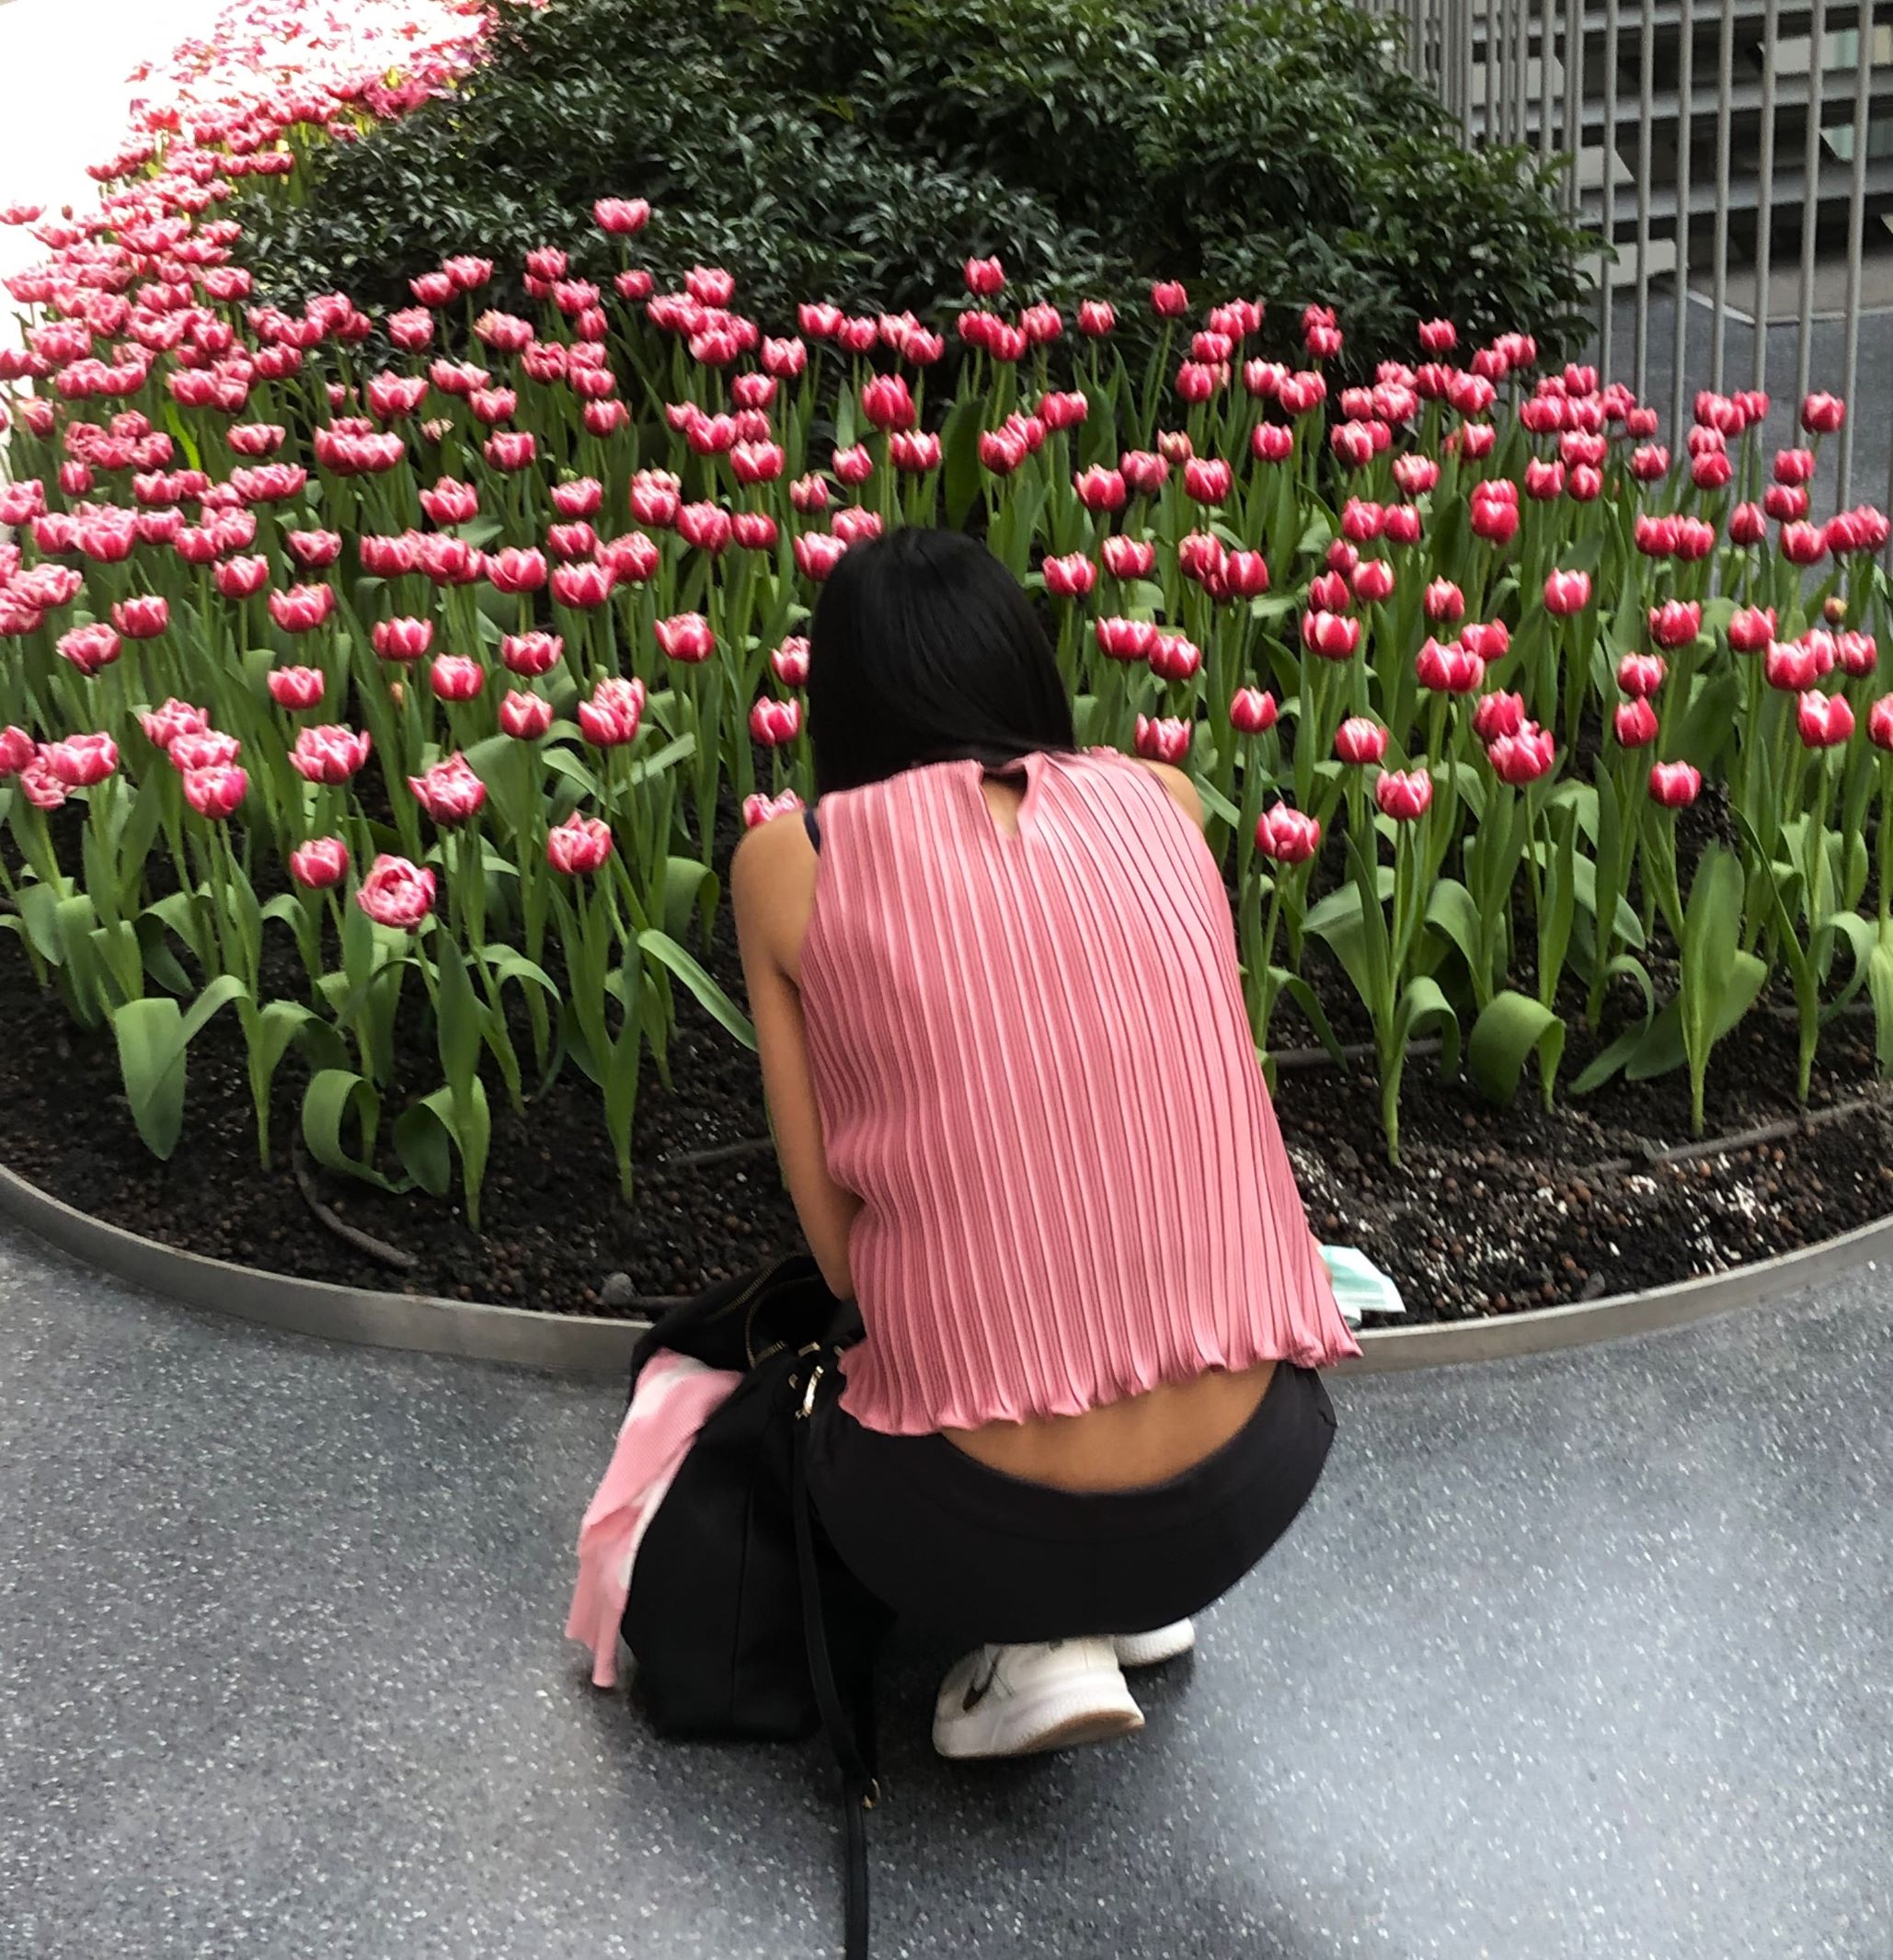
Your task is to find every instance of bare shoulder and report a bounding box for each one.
[730,807,817,931]
[1133,758,1206,831]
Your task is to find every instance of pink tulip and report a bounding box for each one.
[795,532,849,581]
[655,613,715,663]
[577,676,646,748]
[1150,281,1189,318]
[1417,318,1457,352]
[1416,636,1484,693]
[373,617,433,663]
[1073,465,1127,512]
[419,478,479,526]
[111,594,168,639]
[1100,535,1156,580]
[490,689,549,740]
[1335,717,1389,764]
[547,813,613,876]
[284,531,342,571]
[1801,392,1845,434]
[357,855,435,929]
[214,555,270,600]
[1614,698,1659,747]
[1255,806,1322,864]
[551,561,615,608]
[430,656,484,704]
[41,732,117,786]
[1729,500,1767,545]
[1178,533,1226,589]
[1870,697,1893,751]
[742,788,806,829]
[57,624,121,675]
[1350,557,1394,604]
[1781,521,1828,566]
[771,636,811,687]
[0,726,37,777]
[1468,487,1519,545]
[1181,456,1233,505]
[1381,504,1421,546]
[1727,605,1775,653]
[1251,422,1293,463]
[290,838,350,890]
[1486,721,1555,786]
[1220,550,1270,600]
[1765,639,1824,692]
[1543,569,1591,615]
[1302,611,1361,661]
[1341,498,1384,542]
[1096,617,1157,663]
[1375,768,1433,821]
[859,374,916,433]
[268,584,336,634]
[750,698,802,747]
[1076,299,1116,337]
[1647,761,1701,808]
[1647,601,1702,649]
[832,445,874,487]
[594,196,649,235]
[888,430,942,473]
[1424,578,1465,623]
[1472,692,1527,743]
[1839,631,1879,679]
[268,665,326,710]
[408,754,488,826]
[1764,482,1809,522]
[182,764,247,820]
[1043,553,1096,599]
[139,700,210,751]
[1616,653,1668,699]
[1230,689,1279,736]
[288,725,371,785]
[1134,716,1192,764]
[1798,692,1855,749]
[1392,454,1439,497]
[1149,633,1202,682]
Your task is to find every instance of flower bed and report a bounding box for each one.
[1,0,1891,1320]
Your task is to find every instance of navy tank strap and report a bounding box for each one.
[803,807,821,853]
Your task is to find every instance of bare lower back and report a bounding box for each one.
[940,1360,1279,1494]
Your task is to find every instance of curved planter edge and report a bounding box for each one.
[2,1159,1887,1377]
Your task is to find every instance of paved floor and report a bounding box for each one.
[1,1220,1887,1960]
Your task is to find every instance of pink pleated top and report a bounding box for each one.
[798,749,1359,1437]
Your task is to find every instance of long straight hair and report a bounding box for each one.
[806,527,1075,796]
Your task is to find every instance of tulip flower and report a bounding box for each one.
[795,533,849,581]
[1461,620,1511,662]
[430,656,484,704]
[182,764,247,820]
[267,665,326,711]
[0,726,38,777]
[1335,717,1389,764]
[1870,698,1893,751]
[1381,505,1421,546]
[1486,721,1555,786]
[286,724,371,785]
[1415,636,1484,693]
[57,624,121,675]
[409,754,488,826]
[1764,639,1824,692]
[547,813,614,876]
[1302,611,1361,661]
[268,584,336,634]
[110,594,168,639]
[372,616,434,664]
[1838,632,1879,679]
[1797,692,1855,749]
[1801,392,1845,433]
[290,838,350,890]
[1041,552,1097,599]
[498,690,553,741]
[213,555,269,600]
[1101,535,1156,579]
[1230,689,1279,736]
[1375,767,1434,820]
[859,374,916,433]
[41,732,117,786]
[741,789,807,830]
[1472,692,1528,743]
[1150,281,1189,317]
[1073,465,1127,512]
[1220,551,1270,600]
[1251,422,1293,463]
[1781,521,1828,566]
[1096,616,1156,663]
[1134,716,1192,764]
[1423,578,1465,623]
[1149,634,1202,682]
[1076,299,1116,336]
[888,430,942,473]
[357,855,434,929]
[1613,698,1659,747]
[750,698,802,747]
[655,613,715,663]
[1648,761,1702,808]
[1616,653,1668,699]
[594,196,649,235]
[1468,488,1519,545]
[578,677,646,748]
[1255,806,1322,864]
[1647,601,1703,649]
[551,561,615,608]
[1543,569,1591,615]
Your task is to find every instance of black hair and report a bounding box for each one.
[806,526,1075,796]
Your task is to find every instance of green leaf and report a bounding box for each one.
[940,392,985,530]
[663,854,717,943]
[1424,878,1484,978]
[392,1094,453,1198]
[1868,931,1893,1074]
[1191,774,1242,830]
[1468,991,1566,1106]
[301,1069,400,1188]
[637,929,756,1049]
[111,997,189,1161]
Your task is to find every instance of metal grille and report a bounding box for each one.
[1360,0,1893,550]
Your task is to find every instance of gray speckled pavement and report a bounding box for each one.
[1,1221,1887,1960]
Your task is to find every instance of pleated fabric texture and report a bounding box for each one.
[798,748,1360,1438]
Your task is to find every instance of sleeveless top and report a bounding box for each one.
[797,749,1360,1437]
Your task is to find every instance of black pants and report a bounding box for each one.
[804,1363,1337,1650]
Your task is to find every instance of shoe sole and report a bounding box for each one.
[1114,1626,1196,1669]
[935,1687,1145,1760]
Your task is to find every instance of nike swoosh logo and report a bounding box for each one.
[961,1653,1002,1714]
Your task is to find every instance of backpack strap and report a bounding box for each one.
[791,1361,875,1960]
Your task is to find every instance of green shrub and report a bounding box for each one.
[242,0,1592,364]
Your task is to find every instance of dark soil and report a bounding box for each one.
[3,837,1889,1324]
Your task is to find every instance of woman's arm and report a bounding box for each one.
[729,816,862,1299]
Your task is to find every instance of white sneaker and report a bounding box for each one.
[1112,1619,1196,1668]
[932,1638,1144,1759]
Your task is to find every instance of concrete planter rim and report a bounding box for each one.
[2,1157,1885,1375]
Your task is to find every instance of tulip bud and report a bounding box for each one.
[655,612,715,663]
[110,594,168,639]
[1133,715,1192,764]
[1728,605,1776,653]
[1302,611,1361,662]
[1095,616,1156,663]
[546,812,614,877]
[1101,535,1156,579]
[1251,421,1293,463]
[1182,456,1233,505]
[1073,465,1127,512]
[1334,716,1389,764]
[267,665,326,710]
[1374,768,1434,821]
[1801,392,1845,434]
[1613,697,1658,748]
[1781,521,1827,566]
[1350,557,1394,604]
[1076,299,1116,337]
[357,855,435,928]
[1042,552,1097,599]
[1415,636,1483,693]
[1255,805,1322,864]
[1797,691,1855,749]
[1472,692,1527,744]
[1424,578,1465,623]
[1870,697,1893,752]
[57,624,121,676]
[1486,721,1555,787]
[1150,281,1189,318]
[1149,633,1202,682]
[1230,689,1279,736]
[182,763,247,820]
[1648,761,1702,808]
[290,837,350,890]
[1647,602,1703,649]
[430,655,484,704]
[743,789,807,830]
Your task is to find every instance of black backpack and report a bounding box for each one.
[621,1256,893,1957]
